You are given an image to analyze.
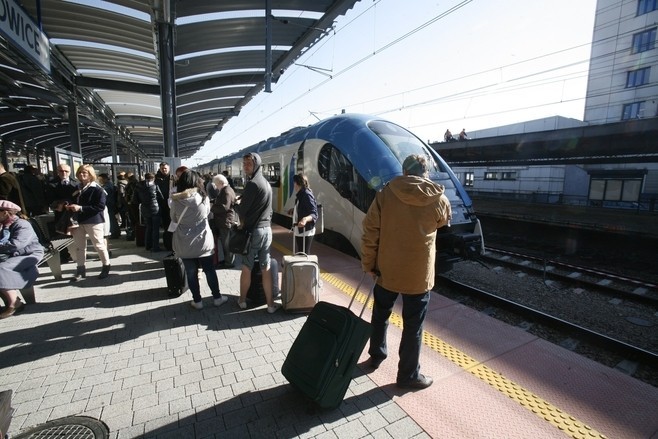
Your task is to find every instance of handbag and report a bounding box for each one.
[55,210,79,235]
[229,226,252,255]
[167,206,188,233]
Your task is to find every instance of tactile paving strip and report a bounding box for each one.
[320,271,608,439]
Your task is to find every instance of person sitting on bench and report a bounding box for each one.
[0,200,44,319]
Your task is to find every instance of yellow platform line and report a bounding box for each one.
[272,241,607,438]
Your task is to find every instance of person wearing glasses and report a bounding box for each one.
[47,164,79,263]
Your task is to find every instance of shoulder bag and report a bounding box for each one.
[229,225,251,255]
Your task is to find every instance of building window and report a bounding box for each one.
[590,178,642,202]
[484,172,498,180]
[621,101,645,119]
[626,67,651,87]
[464,172,474,187]
[638,0,658,15]
[631,27,656,53]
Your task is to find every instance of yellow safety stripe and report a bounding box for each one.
[272,242,607,439]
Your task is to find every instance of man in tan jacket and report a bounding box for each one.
[361,154,451,389]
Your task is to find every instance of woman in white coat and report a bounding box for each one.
[170,170,228,310]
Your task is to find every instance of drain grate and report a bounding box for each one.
[13,416,109,439]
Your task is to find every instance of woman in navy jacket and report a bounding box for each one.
[67,164,111,281]
[289,173,318,254]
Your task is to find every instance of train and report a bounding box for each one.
[197,113,484,270]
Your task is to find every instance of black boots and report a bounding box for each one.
[98,265,111,279]
[71,266,86,282]
[71,265,110,281]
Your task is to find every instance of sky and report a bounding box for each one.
[185,0,598,167]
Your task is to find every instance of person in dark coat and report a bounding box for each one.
[0,163,27,213]
[47,163,78,263]
[0,200,44,319]
[98,173,120,239]
[210,173,236,268]
[67,164,111,281]
[288,173,318,254]
[124,172,139,240]
[155,162,173,249]
[19,165,48,216]
[115,172,129,234]
[132,172,165,252]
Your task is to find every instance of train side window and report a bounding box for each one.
[296,141,306,174]
[317,143,375,212]
[318,144,353,197]
[265,162,281,186]
[318,144,331,179]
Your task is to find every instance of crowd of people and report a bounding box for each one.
[2,153,449,392]
[0,157,321,317]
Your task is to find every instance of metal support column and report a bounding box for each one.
[156,0,178,158]
[265,0,273,93]
[110,133,118,163]
[68,102,81,155]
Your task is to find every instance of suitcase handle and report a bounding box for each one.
[347,272,377,319]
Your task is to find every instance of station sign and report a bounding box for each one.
[0,0,50,73]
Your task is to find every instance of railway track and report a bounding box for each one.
[435,276,658,368]
[481,246,658,306]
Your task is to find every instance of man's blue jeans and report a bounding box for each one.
[368,284,430,383]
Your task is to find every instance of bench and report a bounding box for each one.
[21,214,75,304]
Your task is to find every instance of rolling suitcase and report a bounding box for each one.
[135,208,146,246]
[246,258,266,307]
[163,253,187,297]
[281,234,320,312]
[282,276,373,409]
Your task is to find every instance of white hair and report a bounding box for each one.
[213,173,228,187]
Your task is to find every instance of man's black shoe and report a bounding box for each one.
[369,356,385,369]
[396,374,433,389]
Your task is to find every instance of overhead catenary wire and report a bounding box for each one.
[202,0,625,162]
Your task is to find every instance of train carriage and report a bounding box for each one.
[211,114,484,270]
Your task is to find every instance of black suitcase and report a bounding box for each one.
[163,254,187,297]
[246,260,266,306]
[135,224,146,246]
[162,230,173,251]
[282,276,373,409]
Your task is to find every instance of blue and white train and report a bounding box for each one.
[198,114,484,270]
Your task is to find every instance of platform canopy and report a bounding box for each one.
[0,0,358,162]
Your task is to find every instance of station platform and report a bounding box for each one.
[471,195,658,240]
[0,224,657,438]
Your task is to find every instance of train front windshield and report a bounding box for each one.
[367,120,453,189]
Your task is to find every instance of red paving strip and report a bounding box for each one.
[270,224,658,439]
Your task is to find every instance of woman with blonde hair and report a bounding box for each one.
[67,164,111,280]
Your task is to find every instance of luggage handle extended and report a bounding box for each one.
[347,272,378,319]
